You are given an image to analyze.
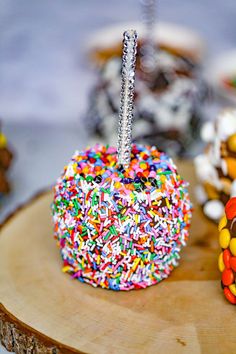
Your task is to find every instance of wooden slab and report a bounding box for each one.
[0,162,235,354]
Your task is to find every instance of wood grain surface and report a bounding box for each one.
[0,162,234,354]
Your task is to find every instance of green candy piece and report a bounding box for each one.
[86,175,93,182]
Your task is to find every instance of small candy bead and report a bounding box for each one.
[225,158,236,180]
[143,170,149,178]
[218,252,225,272]
[140,162,147,170]
[218,215,227,232]
[224,287,236,304]
[230,238,236,256]
[229,283,236,296]
[142,153,149,160]
[149,171,156,178]
[222,268,234,286]
[229,257,236,272]
[114,182,121,189]
[129,170,135,178]
[86,175,93,182]
[223,249,231,269]
[227,133,236,153]
[225,197,236,220]
[134,177,141,183]
[123,178,132,184]
[219,228,231,249]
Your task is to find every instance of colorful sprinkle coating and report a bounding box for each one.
[218,197,236,304]
[52,144,192,291]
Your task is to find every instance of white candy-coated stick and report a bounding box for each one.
[117,30,138,168]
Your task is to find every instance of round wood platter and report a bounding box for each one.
[0,162,235,354]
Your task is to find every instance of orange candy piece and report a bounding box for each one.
[225,158,236,180]
[224,287,236,305]
[222,268,234,286]
[225,197,236,220]
[229,257,236,272]
[223,249,231,269]
[143,170,149,178]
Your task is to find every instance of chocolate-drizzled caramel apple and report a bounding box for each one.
[87,43,205,157]
[86,2,206,158]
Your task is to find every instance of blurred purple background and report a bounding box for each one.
[0,0,235,123]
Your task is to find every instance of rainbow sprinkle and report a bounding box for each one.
[52,144,192,291]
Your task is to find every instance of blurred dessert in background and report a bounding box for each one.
[87,22,205,68]
[86,33,207,157]
[194,109,236,222]
[85,5,207,157]
[206,50,236,104]
[0,126,13,198]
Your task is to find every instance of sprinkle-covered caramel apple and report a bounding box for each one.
[52,30,192,291]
